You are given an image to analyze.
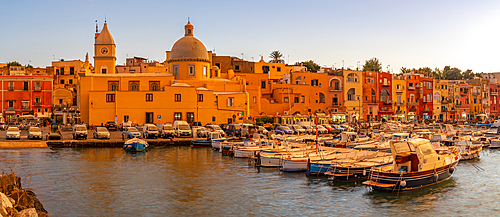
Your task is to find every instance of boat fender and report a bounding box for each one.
[449,167,455,174]
[433,173,439,182]
[363,169,366,176]
[400,180,406,187]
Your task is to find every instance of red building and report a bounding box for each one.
[362,71,378,121]
[459,83,470,120]
[378,71,393,121]
[419,76,433,120]
[0,74,53,122]
[405,73,420,120]
[491,83,500,118]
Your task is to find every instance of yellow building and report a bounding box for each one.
[80,21,249,125]
[432,79,442,121]
[392,75,407,120]
[448,81,460,120]
[343,70,363,122]
[116,57,168,74]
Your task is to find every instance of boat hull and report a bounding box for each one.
[363,161,458,192]
[281,159,307,172]
[191,140,212,147]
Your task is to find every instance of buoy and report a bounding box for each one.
[400,180,406,187]
[449,167,455,174]
[433,173,439,182]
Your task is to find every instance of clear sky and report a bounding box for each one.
[1,0,500,73]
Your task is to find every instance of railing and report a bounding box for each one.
[383,82,390,86]
[383,101,392,105]
[6,107,14,110]
[34,102,42,106]
[332,103,341,106]
[410,102,419,105]
[396,89,403,93]
[395,102,404,105]
[408,86,415,90]
[34,87,42,92]
[329,87,341,92]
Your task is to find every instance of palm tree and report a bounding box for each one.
[269,50,284,63]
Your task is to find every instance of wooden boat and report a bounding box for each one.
[123,138,148,152]
[307,151,390,175]
[324,155,393,181]
[191,139,212,147]
[491,139,500,148]
[363,139,459,192]
[442,138,482,160]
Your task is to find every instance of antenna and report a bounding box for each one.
[95,20,98,33]
[188,17,190,22]
[105,15,107,23]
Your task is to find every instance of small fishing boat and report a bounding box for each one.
[324,155,393,181]
[363,139,459,192]
[442,138,482,160]
[490,139,500,148]
[123,138,149,152]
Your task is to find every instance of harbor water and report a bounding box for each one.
[1,146,499,216]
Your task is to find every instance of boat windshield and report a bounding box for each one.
[128,127,138,132]
[417,143,437,155]
[179,125,190,130]
[392,141,411,154]
[29,128,41,132]
[148,125,158,131]
[7,128,18,132]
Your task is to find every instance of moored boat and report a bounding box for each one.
[123,138,149,152]
[442,139,482,160]
[363,139,459,192]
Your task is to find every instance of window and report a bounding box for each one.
[151,84,158,91]
[124,115,129,122]
[111,84,117,91]
[347,73,358,82]
[69,79,73,84]
[60,68,65,75]
[295,77,301,85]
[8,82,13,91]
[173,65,179,78]
[174,112,182,121]
[23,82,28,91]
[262,65,270,74]
[35,97,41,104]
[261,81,266,89]
[59,99,63,104]
[235,64,240,71]
[294,97,299,103]
[60,79,65,84]
[334,81,340,90]
[44,108,48,112]
[198,94,203,102]
[227,97,235,107]
[101,68,107,74]
[131,84,138,91]
[7,101,14,108]
[332,97,338,106]
[34,81,42,91]
[311,80,319,86]
[284,97,289,103]
[188,65,195,76]
[106,94,115,102]
[427,93,432,102]
[214,62,221,69]
[381,96,385,102]
[474,96,477,104]
[70,67,74,75]
[301,95,305,103]
[175,94,181,102]
[187,112,194,123]
[203,66,208,77]
[146,94,153,102]
[253,96,257,103]
[277,67,281,72]
[319,93,325,103]
[347,88,355,101]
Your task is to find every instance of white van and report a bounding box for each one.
[142,124,159,139]
[173,121,192,138]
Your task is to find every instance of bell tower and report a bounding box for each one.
[94,21,116,74]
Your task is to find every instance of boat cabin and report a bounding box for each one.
[431,134,447,143]
[391,133,409,141]
[340,132,358,143]
[390,139,445,173]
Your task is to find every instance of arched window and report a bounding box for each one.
[381,88,390,95]
[101,66,108,74]
[295,77,301,84]
[347,73,358,82]
[434,92,441,103]
[427,93,432,102]
[131,84,138,91]
[347,88,355,101]
[151,84,158,91]
[111,84,117,91]
[319,93,325,103]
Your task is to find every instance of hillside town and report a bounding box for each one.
[0,21,498,127]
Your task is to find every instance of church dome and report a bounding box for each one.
[170,21,209,60]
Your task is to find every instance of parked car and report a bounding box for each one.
[302,125,313,134]
[331,125,345,134]
[173,121,192,138]
[289,125,306,135]
[257,126,269,135]
[313,125,328,134]
[6,127,20,140]
[160,124,175,138]
[72,124,88,140]
[225,124,242,137]
[28,127,43,140]
[48,123,62,140]
[275,126,293,135]
[93,127,110,139]
[192,126,209,138]
[105,121,117,131]
[143,124,159,139]
[122,127,141,140]
[205,124,225,137]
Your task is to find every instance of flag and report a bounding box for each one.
[237,111,244,117]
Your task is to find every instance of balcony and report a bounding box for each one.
[408,86,415,90]
[22,106,30,111]
[34,102,42,106]
[329,87,342,92]
[331,102,341,106]
[383,82,390,87]
[492,92,498,95]
[410,102,419,105]
[383,101,392,105]
[395,102,404,106]
[396,89,403,93]
[6,107,14,110]
[34,87,42,92]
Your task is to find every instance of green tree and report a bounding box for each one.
[295,60,321,72]
[269,50,284,63]
[399,67,412,74]
[25,64,33,68]
[362,57,382,72]
[6,61,22,67]
[442,66,462,80]
[462,69,476,79]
